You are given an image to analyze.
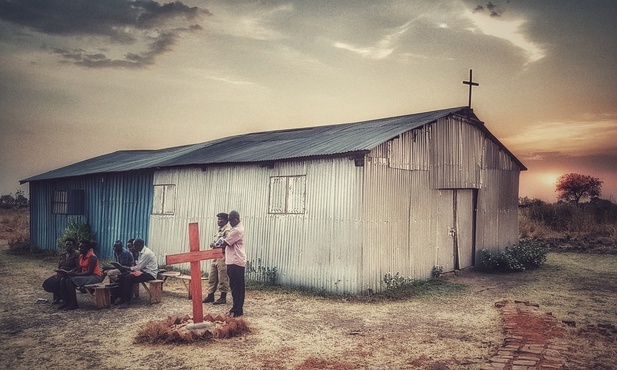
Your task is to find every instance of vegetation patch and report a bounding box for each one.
[480,240,548,272]
[6,235,39,255]
[56,219,96,252]
[246,258,277,285]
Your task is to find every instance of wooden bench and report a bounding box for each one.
[158,270,181,282]
[158,271,206,299]
[84,283,118,309]
[132,280,164,304]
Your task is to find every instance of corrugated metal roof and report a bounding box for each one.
[21,106,524,183]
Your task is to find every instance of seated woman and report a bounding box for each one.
[57,240,103,310]
[42,238,80,304]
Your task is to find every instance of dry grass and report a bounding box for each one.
[0,208,29,241]
[1,240,616,369]
[1,208,615,369]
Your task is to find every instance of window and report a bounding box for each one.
[52,189,84,215]
[268,175,306,214]
[152,184,176,215]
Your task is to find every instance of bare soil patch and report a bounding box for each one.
[0,240,615,369]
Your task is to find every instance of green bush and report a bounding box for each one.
[480,240,548,273]
[382,272,414,290]
[56,219,96,252]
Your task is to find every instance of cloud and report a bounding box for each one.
[334,20,415,60]
[0,0,210,68]
[203,3,292,41]
[503,117,617,157]
[474,2,502,17]
[465,6,543,63]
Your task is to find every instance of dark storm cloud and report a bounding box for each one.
[0,0,210,68]
[473,2,502,17]
[47,29,197,69]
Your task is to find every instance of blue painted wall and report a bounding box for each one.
[28,171,154,259]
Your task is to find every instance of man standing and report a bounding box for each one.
[116,238,158,307]
[203,212,231,305]
[221,210,246,317]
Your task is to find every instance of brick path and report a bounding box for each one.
[481,300,569,370]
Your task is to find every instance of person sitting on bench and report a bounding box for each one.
[115,238,158,308]
[57,240,103,310]
[42,238,80,304]
[103,240,134,283]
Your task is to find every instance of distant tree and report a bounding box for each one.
[14,189,29,208]
[518,196,545,207]
[556,173,602,204]
[0,190,29,209]
[0,194,15,209]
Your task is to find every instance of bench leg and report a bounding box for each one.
[140,280,163,304]
[93,288,111,308]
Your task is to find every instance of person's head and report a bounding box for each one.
[113,240,123,253]
[216,212,229,227]
[133,238,145,252]
[228,210,240,227]
[78,240,91,254]
[127,238,135,251]
[64,238,76,252]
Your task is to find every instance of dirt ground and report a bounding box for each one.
[0,240,615,370]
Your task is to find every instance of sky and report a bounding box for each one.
[1,0,616,203]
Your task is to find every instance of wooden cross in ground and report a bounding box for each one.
[462,69,479,108]
[165,223,223,325]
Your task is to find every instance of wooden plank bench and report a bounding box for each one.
[132,280,164,304]
[84,283,118,309]
[158,271,206,299]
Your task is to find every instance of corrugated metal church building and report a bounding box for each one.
[22,107,526,294]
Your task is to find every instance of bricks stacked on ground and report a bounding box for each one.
[481,300,568,370]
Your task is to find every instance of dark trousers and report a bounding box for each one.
[42,275,63,301]
[227,264,245,315]
[119,272,155,302]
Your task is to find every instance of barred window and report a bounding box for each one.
[268,176,306,214]
[52,190,84,215]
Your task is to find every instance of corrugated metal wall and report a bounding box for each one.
[429,117,483,189]
[149,158,364,294]
[361,114,522,292]
[29,171,153,258]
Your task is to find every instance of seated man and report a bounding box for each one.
[115,238,158,308]
[103,240,134,283]
[127,238,138,264]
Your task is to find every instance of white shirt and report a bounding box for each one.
[131,246,159,278]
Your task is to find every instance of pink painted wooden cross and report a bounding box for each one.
[165,223,223,324]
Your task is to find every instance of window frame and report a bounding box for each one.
[268,175,306,214]
[152,184,176,215]
[52,190,68,215]
[52,189,84,215]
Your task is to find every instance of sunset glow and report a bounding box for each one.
[0,1,615,204]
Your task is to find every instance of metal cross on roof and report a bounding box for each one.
[462,69,479,108]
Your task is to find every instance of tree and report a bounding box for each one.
[0,194,15,209]
[556,173,602,204]
[0,190,29,209]
[14,189,29,208]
